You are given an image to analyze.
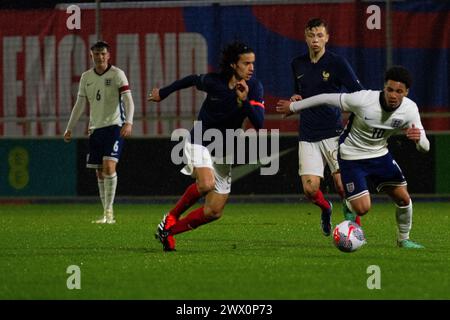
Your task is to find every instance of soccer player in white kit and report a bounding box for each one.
[64,41,135,224]
[277,66,428,248]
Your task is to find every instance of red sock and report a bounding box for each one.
[170,207,214,235]
[355,215,361,226]
[309,189,331,211]
[169,183,202,219]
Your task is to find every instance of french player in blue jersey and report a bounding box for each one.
[148,41,265,251]
[290,18,364,235]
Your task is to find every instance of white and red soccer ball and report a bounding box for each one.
[333,220,366,252]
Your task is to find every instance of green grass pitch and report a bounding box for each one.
[0,202,449,300]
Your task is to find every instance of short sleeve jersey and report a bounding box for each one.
[339,90,425,160]
[78,65,130,130]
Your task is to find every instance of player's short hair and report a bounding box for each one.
[305,18,329,33]
[385,65,412,89]
[219,41,254,79]
[90,40,110,51]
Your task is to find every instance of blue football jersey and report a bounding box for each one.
[159,73,265,146]
[291,50,363,142]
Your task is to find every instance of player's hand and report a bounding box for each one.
[276,100,295,118]
[235,79,249,102]
[120,123,132,138]
[147,88,161,102]
[406,124,421,143]
[290,94,302,102]
[63,130,72,143]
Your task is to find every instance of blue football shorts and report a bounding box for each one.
[338,152,407,201]
[86,125,124,169]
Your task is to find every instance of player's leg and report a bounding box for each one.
[299,141,332,236]
[168,167,213,220]
[333,172,361,225]
[384,186,424,249]
[373,153,423,248]
[165,166,215,228]
[170,163,230,236]
[300,174,333,236]
[161,142,215,230]
[99,126,124,224]
[102,159,118,224]
[156,167,216,252]
[156,162,231,252]
[346,194,371,216]
[96,169,106,211]
[321,137,361,226]
[157,167,214,251]
[338,156,371,217]
[155,142,216,251]
[86,129,109,223]
[170,191,228,236]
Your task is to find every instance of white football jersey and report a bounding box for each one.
[78,65,130,130]
[339,90,427,160]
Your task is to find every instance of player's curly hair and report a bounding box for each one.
[219,41,254,79]
[385,65,412,89]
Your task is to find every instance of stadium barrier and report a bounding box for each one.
[1,135,448,199]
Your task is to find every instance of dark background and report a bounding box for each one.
[76,136,435,196]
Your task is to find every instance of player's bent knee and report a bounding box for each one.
[356,210,369,216]
[347,200,369,216]
[197,181,215,194]
[303,186,320,199]
[102,167,116,176]
[353,205,370,216]
[103,170,116,177]
[204,207,223,220]
[209,211,223,220]
[395,196,411,207]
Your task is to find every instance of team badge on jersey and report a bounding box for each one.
[391,118,404,128]
[105,78,112,86]
[322,71,330,82]
[346,182,355,193]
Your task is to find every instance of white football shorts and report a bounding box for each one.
[181,140,232,194]
[298,136,340,177]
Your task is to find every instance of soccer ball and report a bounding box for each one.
[333,220,366,252]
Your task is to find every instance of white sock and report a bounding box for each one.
[345,199,354,213]
[104,173,117,213]
[97,178,105,210]
[396,200,412,241]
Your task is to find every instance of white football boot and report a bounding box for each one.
[92,209,116,224]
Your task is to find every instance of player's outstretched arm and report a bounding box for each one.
[276,100,295,118]
[277,93,342,117]
[148,75,203,104]
[147,88,161,102]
